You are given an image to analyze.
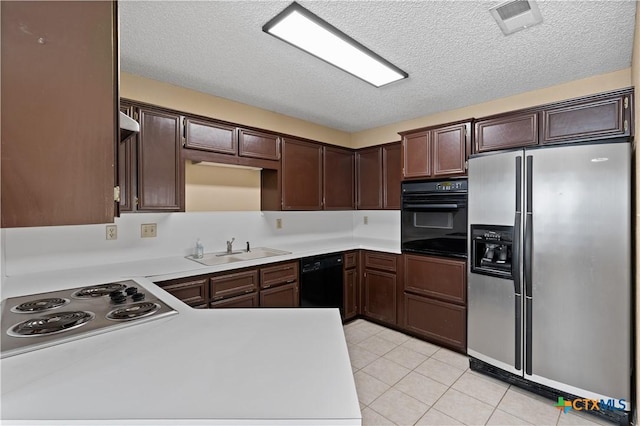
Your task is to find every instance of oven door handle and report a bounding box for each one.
[403,203,462,210]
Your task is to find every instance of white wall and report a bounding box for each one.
[2,211,399,277]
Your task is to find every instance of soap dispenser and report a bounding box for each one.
[195,239,204,259]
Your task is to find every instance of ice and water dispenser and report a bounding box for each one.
[470,225,514,279]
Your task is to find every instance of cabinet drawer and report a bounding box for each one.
[260,282,299,308]
[238,129,280,160]
[404,293,466,352]
[158,276,208,307]
[260,261,298,289]
[404,255,466,305]
[364,251,397,272]
[542,95,630,144]
[211,292,258,309]
[210,269,258,301]
[475,112,538,153]
[344,251,358,269]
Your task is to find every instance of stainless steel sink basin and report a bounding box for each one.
[186,247,291,266]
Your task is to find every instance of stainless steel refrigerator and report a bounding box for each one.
[467,141,632,421]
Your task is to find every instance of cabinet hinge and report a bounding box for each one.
[464,160,469,170]
[113,186,121,202]
[624,120,629,133]
[624,97,629,109]
[135,196,139,207]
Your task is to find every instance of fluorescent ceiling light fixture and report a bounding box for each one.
[263,2,408,88]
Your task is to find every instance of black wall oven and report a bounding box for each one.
[401,178,468,258]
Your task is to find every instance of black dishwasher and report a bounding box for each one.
[300,253,344,316]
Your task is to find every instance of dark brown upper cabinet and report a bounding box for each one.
[238,129,281,161]
[183,117,237,155]
[1,1,118,227]
[475,112,538,153]
[356,147,383,209]
[356,143,401,210]
[541,91,633,145]
[323,146,355,210]
[382,143,402,209]
[281,138,323,210]
[400,121,470,180]
[137,107,184,211]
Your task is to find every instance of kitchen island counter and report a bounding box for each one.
[1,285,360,425]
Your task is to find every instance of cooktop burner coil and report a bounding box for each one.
[106,302,160,321]
[11,298,70,313]
[72,283,127,299]
[7,311,95,337]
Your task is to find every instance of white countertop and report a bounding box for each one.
[0,237,400,425]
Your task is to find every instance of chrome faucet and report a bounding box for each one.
[226,238,235,254]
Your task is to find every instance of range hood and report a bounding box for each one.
[119,111,140,142]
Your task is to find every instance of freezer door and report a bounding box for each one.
[526,142,631,403]
[467,150,523,375]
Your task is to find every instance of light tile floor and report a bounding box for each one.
[344,319,615,426]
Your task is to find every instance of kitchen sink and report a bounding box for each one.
[186,247,291,266]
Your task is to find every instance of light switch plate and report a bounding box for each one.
[141,223,157,238]
[276,218,282,229]
[364,216,369,225]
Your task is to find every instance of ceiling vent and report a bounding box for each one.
[490,0,543,35]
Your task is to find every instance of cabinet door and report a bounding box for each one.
[344,268,358,320]
[157,276,209,307]
[211,292,258,309]
[402,131,431,179]
[1,1,117,227]
[323,146,355,210]
[475,112,538,153]
[542,94,632,144]
[356,147,383,209]
[404,293,466,352]
[363,269,397,325]
[184,117,237,155]
[260,282,299,308]
[238,129,280,160]
[433,123,467,177]
[404,255,466,305]
[382,143,401,209]
[118,103,137,212]
[210,269,258,301]
[137,108,183,211]
[281,139,323,210]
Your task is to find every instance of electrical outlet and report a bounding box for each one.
[276,218,282,229]
[141,223,157,238]
[106,225,117,240]
[364,216,369,225]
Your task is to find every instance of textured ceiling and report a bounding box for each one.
[120,1,636,133]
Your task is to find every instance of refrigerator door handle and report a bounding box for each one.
[524,156,533,298]
[513,156,522,295]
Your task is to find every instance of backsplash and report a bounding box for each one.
[1,210,399,277]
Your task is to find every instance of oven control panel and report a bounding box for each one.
[435,181,465,191]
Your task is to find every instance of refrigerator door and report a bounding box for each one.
[526,142,631,404]
[468,150,523,375]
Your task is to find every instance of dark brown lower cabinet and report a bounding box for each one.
[404,293,465,351]
[211,292,258,308]
[260,282,299,308]
[402,254,466,352]
[363,269,396,325]
[343,268,358,320]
